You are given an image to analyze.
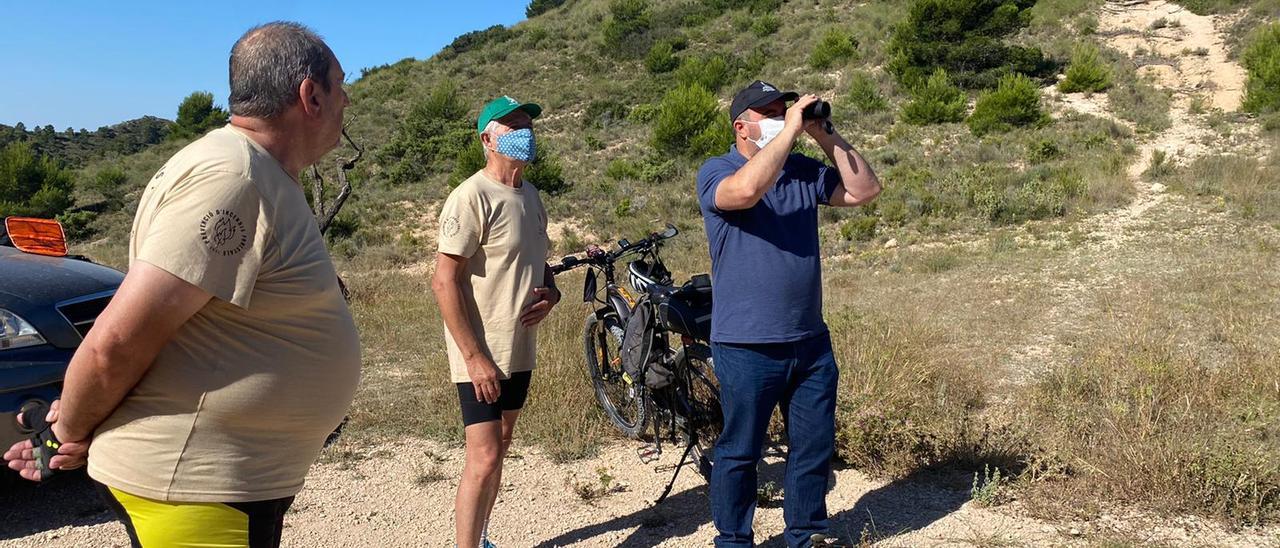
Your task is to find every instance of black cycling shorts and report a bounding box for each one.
[456,371,532,426]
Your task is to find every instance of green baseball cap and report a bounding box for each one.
[476,95,542,133]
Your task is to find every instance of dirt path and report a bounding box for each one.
[6,439,1278,547]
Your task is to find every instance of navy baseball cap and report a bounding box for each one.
[730,80,799,121]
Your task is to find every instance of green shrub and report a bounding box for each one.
[526,147,569,196]
[968,74,1048,136]
[83,167,129,209]
[651,84,731,159]
[845,71,888,114]
[605,159,641,180]
[378,81,473,185]
[526,0,566,17]
[675,54,734,92]
[751,14,781,37]
[602,0,651,58]
[841,216,878,241]
[888,0,1049,89]
[645,42,680,74]
[901,69,967,125]
[448,141,486,188]
[808,28,859,70]
[628,103,660,123]
[1058,44,1113,93]
[1026,138,1061,164]
[0,141,75,218]
[57,210,97,240]
[445,25,513,56]
[1242,23,1280,114]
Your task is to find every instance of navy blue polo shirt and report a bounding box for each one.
[696,146,842,344]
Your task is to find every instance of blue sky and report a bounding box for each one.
[0,1,529,130]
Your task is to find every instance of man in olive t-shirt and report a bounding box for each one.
[432,95,558,548]
[4,22,358,547]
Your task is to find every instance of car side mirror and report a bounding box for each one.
[4,217,67,257]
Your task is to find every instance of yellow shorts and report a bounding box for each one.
[94,481,295,548]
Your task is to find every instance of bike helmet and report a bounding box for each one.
[628,258,670,293]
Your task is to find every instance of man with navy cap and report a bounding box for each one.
[696,81,881,547]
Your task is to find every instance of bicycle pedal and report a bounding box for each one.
[637,443,661,464]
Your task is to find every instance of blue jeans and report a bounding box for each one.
[710,332,838,548]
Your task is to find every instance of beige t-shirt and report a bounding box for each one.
[88,126,362,502]
[438,170,549,383]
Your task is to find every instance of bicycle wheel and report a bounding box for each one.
[677,344,722,481]
[583,310,648,438]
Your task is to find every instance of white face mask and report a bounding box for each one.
[749,117,786,149]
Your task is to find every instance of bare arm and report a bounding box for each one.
[715,95,824,211]
[56,261,212,442]
[431,252,502,403]
[809,126,882,207]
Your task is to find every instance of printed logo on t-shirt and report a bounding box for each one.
[442,216,461,239]
[199,209,248,256]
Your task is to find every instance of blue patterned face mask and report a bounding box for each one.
[493,128,536,163]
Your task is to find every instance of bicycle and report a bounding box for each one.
[551,223,722,502]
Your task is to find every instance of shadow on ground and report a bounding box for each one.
[536,443,971,547]
[0,470,113,540]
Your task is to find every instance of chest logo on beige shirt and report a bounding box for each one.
[200,209,248,256]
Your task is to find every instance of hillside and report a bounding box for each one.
[9,0,1280,545]
[0,115,170,168]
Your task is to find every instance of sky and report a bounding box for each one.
[0,1,529,130]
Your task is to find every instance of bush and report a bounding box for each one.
[378,81,473,185]
[1242,23,1280,114]
[808,28,859,70]
[652,84,731,159]
[968,74,1048,136]
[602,0,651,58]
[84,167,129,209]
[674,54,734,92]
[845,71,888,114]
[841,216,878,241]
[56,210,97,240]
[445,25,513,56]
[888,0,1049,89]
[526,147,570,196]
[901,69,967,125]
[1058,44,1113,93]
[526,0,566,17]
[751,14,781,37]
[645,42,680,74]
[0,141,74,218]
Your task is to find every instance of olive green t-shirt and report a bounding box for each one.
[437,170,549,383]
[88,126,362,502]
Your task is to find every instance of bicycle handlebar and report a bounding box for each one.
[550,223,678,276]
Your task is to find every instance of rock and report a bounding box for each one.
[883,238,899,249]
[1069,528,1082,536]
[1151,182,1167,193]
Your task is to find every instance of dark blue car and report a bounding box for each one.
[0,218,124,459]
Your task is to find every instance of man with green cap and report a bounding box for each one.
[431,95,559,548]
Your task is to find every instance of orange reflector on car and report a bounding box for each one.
[5,217,68,257]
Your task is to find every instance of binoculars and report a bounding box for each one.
[801,100,834,134]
